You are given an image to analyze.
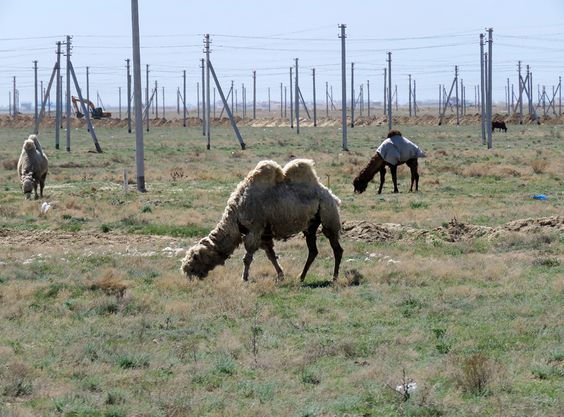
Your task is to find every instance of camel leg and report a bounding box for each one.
[33,181,39,200]
[40,173,47,198]
[241,234,260,282]
[378,166,386,194]
[299,216,321,281]
[326,231,343,280]
[408,159,419,192]
[390,164,399,193]
[261,238,284,281]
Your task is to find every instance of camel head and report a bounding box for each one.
[181,237,228,280]
[352,176,368,194]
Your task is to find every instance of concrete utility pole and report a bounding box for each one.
[162,86,165,119]
[55,41,61,148]
[252,70,256,119]
[455,66,460,125]
[312,68,317,127]
[131,0,146,191]
[201,58,205,137]
[65,35,71,152]
[290,67,293,128]
[367,79,370,118]
[339,24,348,150]
[486,28,493,149]
[33,60,38,133]
[518,61,523,124]
[387,52,392,131]
[126,59,132,133]
[13,76,17,116]
[295,58,299,134]
[413,79,417,116]
[408,74,412,117]
[183,70,187,127]
[480,34,486,144]
[350,62,355,127]
[205,34,211,149]
[280,83,283,118]
[231,81,235,117]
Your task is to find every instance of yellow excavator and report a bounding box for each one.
[71,96,111,119]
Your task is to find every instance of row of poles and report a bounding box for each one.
[13,13,562,191]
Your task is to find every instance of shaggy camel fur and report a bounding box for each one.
[181,159,343,282]
[17,134,48,199]
[353,130,424,194]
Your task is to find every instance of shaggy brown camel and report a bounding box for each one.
[181,159,343,282]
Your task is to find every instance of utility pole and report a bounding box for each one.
[518,61,523,124]
[480,33,486,144]
[126,59,132,133]
[183,70,187,127]
[33,60,38,133]
[280,82,283,118]
[86,66,90,106]
[162,86,165,119]
[507,77,510,115]
[367,79,370,118]
[295,58,299,134]
[65,35,71,152]
[455,66,459,125]
[387,52,392,130]
[486,28,493,149]
[201,58,205,137]
[312,68,317,127]
[55,41,61,148]
[205,34,211,149]
[339,24,348,151]
[350,62,355,127]
[253,70,256,119]
[290,67,293,128]
[131,0,146,191]
[408,74,412,117]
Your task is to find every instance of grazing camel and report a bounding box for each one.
[353,130,425,194]
[17,134,48,199]
[181,159,343,282]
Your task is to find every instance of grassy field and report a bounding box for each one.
[0,121,562,416]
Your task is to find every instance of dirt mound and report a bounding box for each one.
[433,219,494,242]
[502,216,563,233]
[341,216,562,244]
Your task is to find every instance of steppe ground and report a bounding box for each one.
[0,118,562,417]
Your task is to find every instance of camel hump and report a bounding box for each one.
[282,159,319,183]
[23,138,36,151]
[247,160,284,185]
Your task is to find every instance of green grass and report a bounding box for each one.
[0,123,562,416]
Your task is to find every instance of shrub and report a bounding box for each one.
[455,353,493,396]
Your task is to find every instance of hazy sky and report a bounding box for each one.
[1,0,563,109]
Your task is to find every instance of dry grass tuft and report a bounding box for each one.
[455,353,494,396]
[93,269,130,300]
[2,158,18,170]
[531,159,547,174]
